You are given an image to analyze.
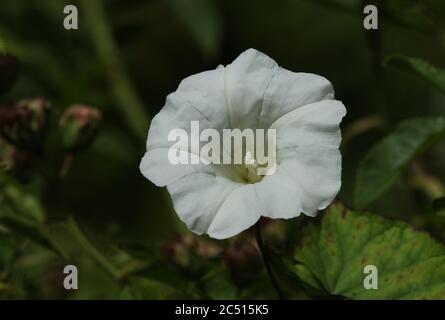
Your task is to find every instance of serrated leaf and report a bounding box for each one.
[355,117,445,208]
[294,203,445,299]
[293,264,328,297]
[384,55,445,95]
[268,251,319,298]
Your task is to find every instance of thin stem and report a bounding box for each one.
[255,223,284,300]
[361,0,387,117]
[79,0,150,141]
[66,216,122,283]
[341,115,386,152]
[410,161,445,199]
[1,240,25,282]
[59,153,75,178]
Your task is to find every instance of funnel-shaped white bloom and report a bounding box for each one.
[140,49,346,239]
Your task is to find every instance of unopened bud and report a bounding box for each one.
[0,137,30,171]
[59,104,102,153]
[0,54,19,95]
[0,97,50,152]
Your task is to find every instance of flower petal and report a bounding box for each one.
[175,65,230,130]
[277,146,342,216]
[260,69,335,128]
[140,148,214,187]
[272,99,346,151]
[167,172,256,238]
[224,48,278,129]
[146,66,229,151]
[140,147,245,187]
[141,67,232,186]
[207,183,262,239]
[255,166,303,219]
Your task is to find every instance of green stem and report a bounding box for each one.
[66,216,121,283]
[1,240,24,282]
[255,223,284,300]
[361,0,387,117]
[79,0,150,140]
[59,153,76,179]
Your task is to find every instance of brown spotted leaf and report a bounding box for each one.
[294,203,445,299]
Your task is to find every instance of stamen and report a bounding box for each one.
[244,151,262,183]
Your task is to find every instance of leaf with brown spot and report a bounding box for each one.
[293,203,445,299]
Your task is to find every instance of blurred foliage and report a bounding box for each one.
[1,0,445,299]
[384,55,445,95]
[355,117,445,208]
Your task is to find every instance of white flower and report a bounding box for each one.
[140,48,346,239]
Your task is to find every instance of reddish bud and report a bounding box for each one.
[59,104,102,153]
[0,97,50,152]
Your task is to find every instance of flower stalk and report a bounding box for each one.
[59,153,75,179]
[254,222,284,300]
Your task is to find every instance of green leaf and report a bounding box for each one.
[62,217,120,281]
[355,117,445,208]
[0,216,65,258]
[124,260,188,290]
[0,171,65,257]
[293,264,328,297]
[268,251,325,298]
[384,55,445,95]
[0,170,45,223]
[294,203,445,299]
[202,267,237,300]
